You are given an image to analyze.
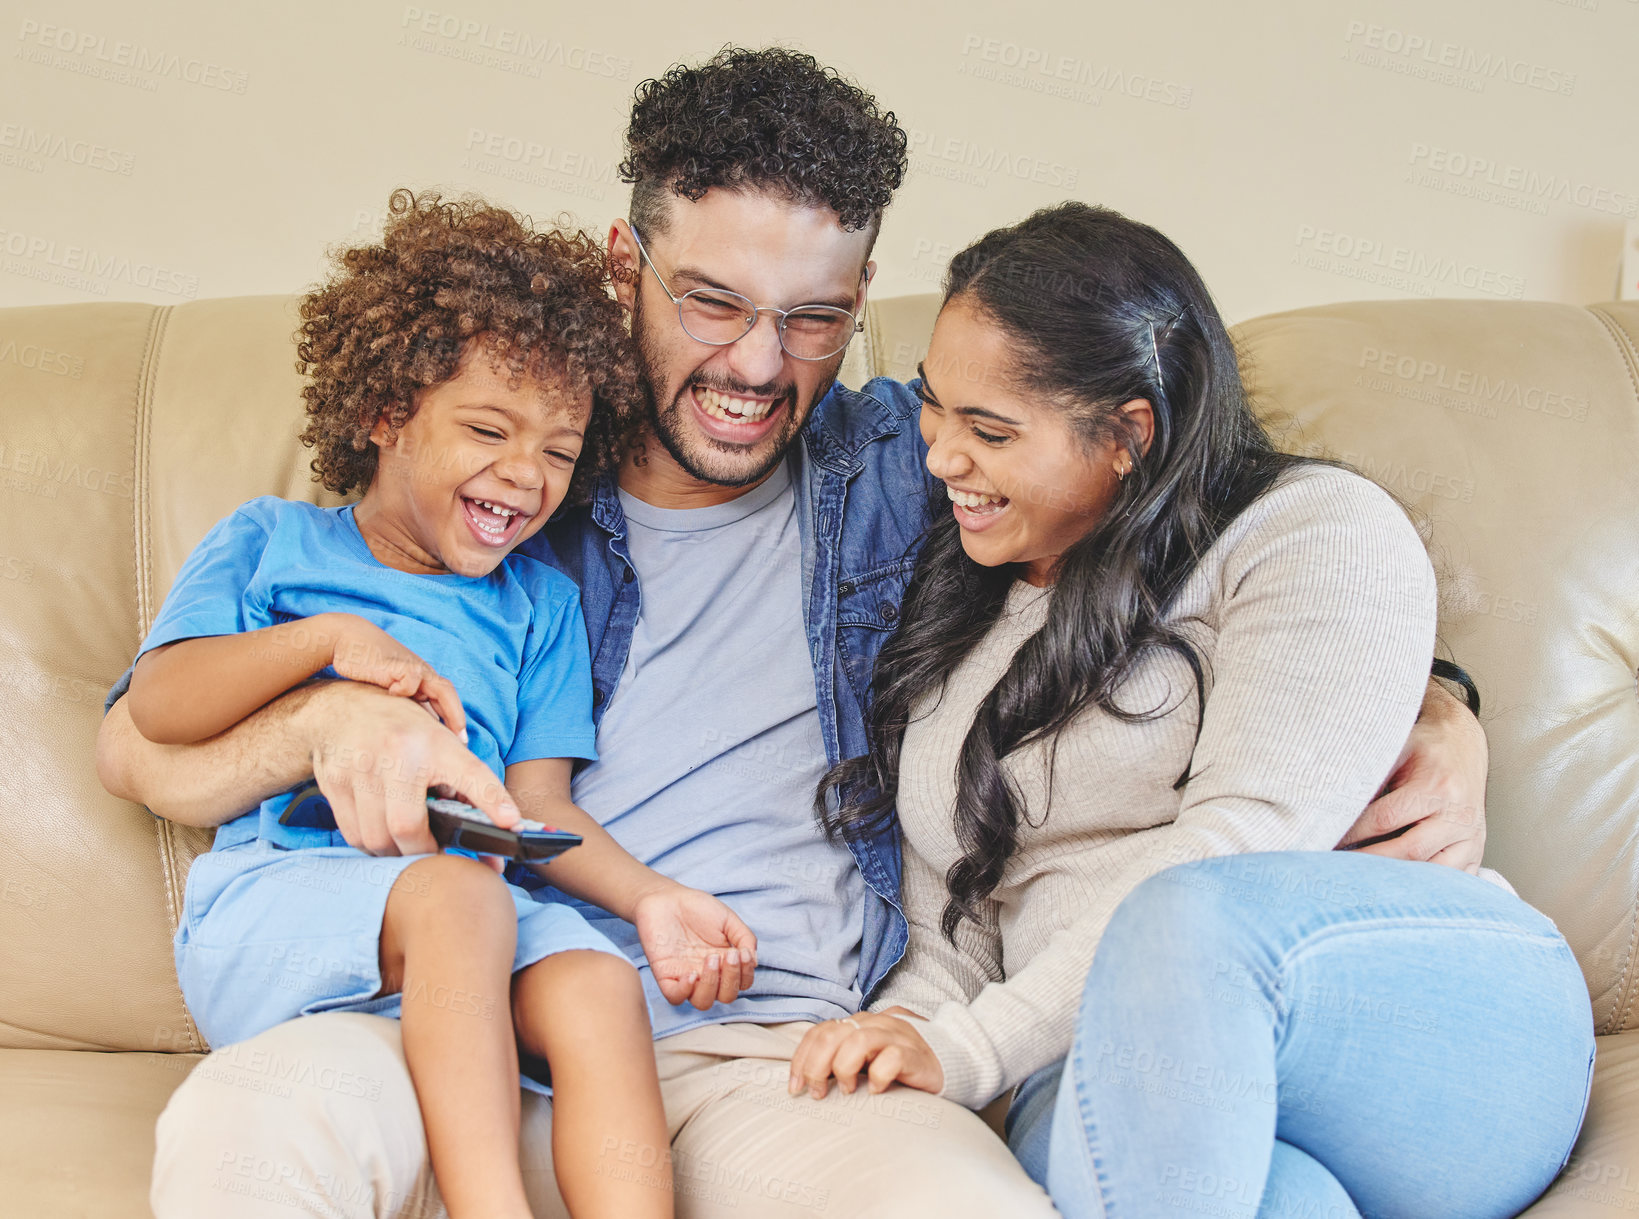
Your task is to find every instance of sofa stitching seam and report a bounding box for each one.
[1590,304,1639,403]
[133,307,169,634]
[132,305,203,1052]
[1590,303,1639,1034]
[1609,899,1639,1036]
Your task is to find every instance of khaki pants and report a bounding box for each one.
[153,1012,1058,1218]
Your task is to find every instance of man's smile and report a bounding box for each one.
[687,382,793,447]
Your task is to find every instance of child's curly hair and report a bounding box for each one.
[297,189,642,504]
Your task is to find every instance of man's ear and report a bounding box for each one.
[855,259,877,313]
[1119,397,1156,459]
[608,220,639,311]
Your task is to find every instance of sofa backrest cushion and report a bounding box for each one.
[2,292,1635,1049]
[0,297,338,1052]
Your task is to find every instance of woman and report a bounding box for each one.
[789,203,1594,1217]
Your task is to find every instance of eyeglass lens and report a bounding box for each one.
[677,289,857,360]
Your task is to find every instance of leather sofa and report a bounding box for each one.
[2,289,1636,1217]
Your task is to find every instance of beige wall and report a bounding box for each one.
[1,1,1633,324]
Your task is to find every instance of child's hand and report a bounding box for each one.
[632,883,758,1010]
[320,613,468,743]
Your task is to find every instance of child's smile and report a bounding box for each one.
[462,496,528,549]
[357,341,592,577]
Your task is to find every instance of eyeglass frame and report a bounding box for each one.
[626,224,867,363]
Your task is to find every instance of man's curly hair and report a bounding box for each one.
[619,46,908,238]
[297,189,642,504]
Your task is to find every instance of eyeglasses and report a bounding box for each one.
[628,225,865,362]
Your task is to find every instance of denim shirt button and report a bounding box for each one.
[592,687,605,706]
[879,603,898,624]
[622,567,635,584]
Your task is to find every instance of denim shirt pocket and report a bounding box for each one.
[835,555,917,712]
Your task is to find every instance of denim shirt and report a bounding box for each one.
[522,376,937,1001]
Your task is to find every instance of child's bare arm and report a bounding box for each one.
[506,759,678,917]
[507,758,757,1008]
[127,612,465,746]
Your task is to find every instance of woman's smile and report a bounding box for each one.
[945,483,1012,532]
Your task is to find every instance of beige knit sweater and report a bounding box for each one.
[874,466,1440,1108]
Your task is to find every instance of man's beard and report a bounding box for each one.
[632,293,841,488]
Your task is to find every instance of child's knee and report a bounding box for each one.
[537,948,642,996]
[514,950,645,1037]
[392,853,512,922]
[379,854,515,987]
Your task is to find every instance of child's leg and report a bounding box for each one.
[379,854,532,1219]
[513,951,673,1219]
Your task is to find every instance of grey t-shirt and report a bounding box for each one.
[563,461,866,1037]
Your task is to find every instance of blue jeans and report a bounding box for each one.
[1007,853,1595,1218]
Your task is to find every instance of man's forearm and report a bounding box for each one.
[1421,672,1486,741]
[97,681,328,826]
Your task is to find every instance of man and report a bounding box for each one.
[98,47,1489,1219]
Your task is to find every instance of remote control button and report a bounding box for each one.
[427,798,494,825]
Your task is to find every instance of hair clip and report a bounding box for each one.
[1148,305,1191,383]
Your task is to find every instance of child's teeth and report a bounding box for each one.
[469,499,518,537]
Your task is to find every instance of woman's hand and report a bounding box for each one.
[318,613,468,743]
[788,1008,944,1100]
[632,883,758,1010]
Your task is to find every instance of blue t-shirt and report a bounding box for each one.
[137,496,597,852]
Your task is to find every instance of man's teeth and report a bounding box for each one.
[698,387,776,422]
[946,486,1008,509]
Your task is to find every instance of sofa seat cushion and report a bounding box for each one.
[1523,1030,1639,1214]
[0,1047,199,1216]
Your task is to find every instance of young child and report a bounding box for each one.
[125,191,756,1219]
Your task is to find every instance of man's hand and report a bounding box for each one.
[788,1008,943,1100]
[308,681,518,858]
[632,883,757,1010]
[1337,678,1488,873]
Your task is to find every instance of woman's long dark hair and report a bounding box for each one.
[818,201,1319,940]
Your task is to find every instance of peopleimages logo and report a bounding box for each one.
[1357,345,1589,422]
[14,19,250,93]
[0,227,200,298]
[1408,144,1637,218]
[0,122,135,175]
[0,338,82,378]
[1336,449,1477,503]
[957,35,1193,109]
[397,8,631,80]
[459,128,621,200]
[906,127,1080,190]
[1342,20,1576,95]
[1293,225,1527,300]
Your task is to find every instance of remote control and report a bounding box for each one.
[423,797,582,862]
[278,783,582,864]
